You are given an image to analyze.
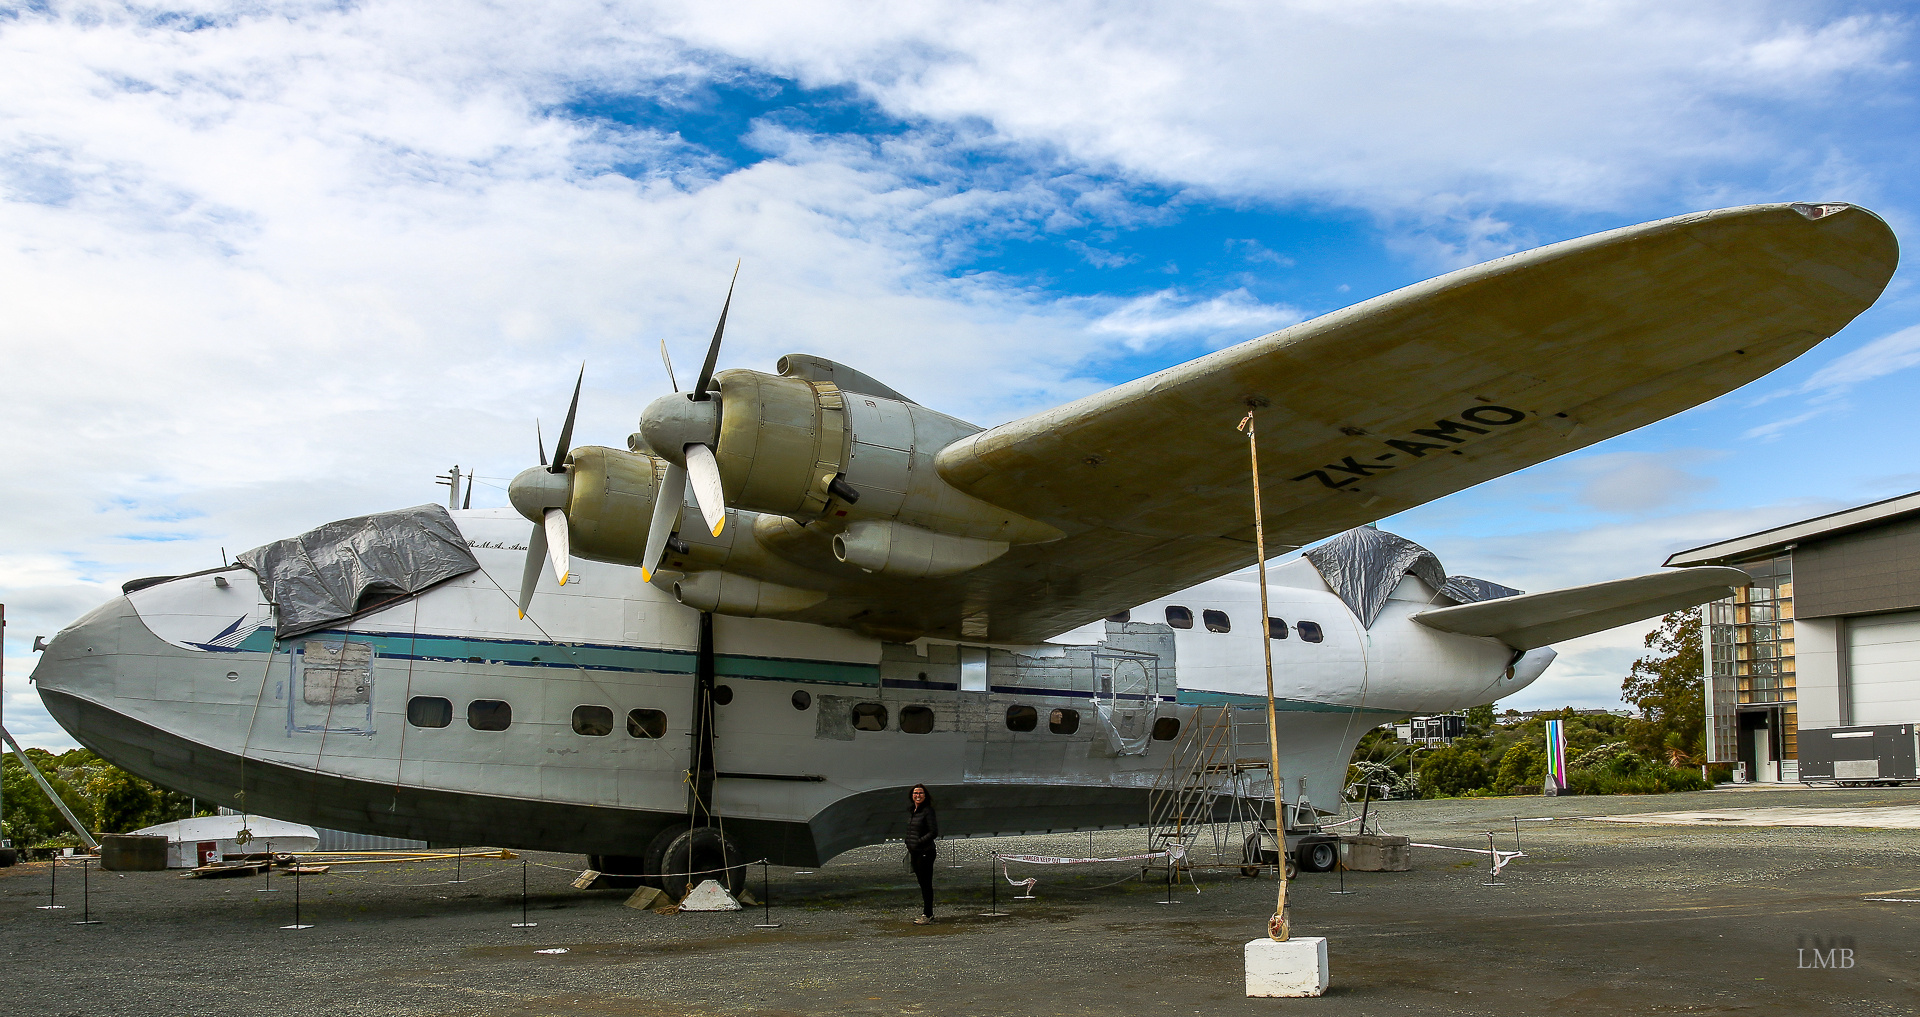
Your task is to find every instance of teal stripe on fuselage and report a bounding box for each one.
[226,626,881,686]
[1176,689,1395,714]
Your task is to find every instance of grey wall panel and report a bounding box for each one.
[1794,516,1920,619]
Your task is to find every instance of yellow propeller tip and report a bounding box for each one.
[640,569,653,583]
[711,520,725,537]
[559,574,569,586]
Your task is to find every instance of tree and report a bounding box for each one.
[1622,610,1706,764]
[1417,746,1490,797]
[1495,742,1544,792]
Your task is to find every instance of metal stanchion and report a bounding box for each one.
[281,864,312,929]
[37,856,65,909]
[1156,853,1178,904]
[1482,832,1506,887]
[453,845,464,884]
[753,861,779,928]
[72,859,99,924]
[1330,852,1354,896]
[258,840,278,892]
[979,852,1007,917]
[512,860,536,928]
[1513,816,1522,854]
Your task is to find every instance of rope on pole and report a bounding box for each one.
[1240,409,1290,942]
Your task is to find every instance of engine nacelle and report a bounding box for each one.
[711,369,848,519]
[561,446,664,567]
[832,520,1008,579]
[673,571,827,617]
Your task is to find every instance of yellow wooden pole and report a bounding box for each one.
[1238,411,1288,942]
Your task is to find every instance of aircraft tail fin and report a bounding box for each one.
[1410,566,1748,650]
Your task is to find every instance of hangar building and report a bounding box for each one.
[1667,490,1920,783]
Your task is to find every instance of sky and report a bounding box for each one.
[4,1,1920,750]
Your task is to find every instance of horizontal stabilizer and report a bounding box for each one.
[1410,567,1748,650]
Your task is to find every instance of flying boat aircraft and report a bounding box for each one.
[30,202,1897,888]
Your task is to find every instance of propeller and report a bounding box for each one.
[637,265,740,577]
[508,365,586,617]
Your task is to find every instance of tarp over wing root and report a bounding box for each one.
[1304,527,1521,628]
[237,504,478,638]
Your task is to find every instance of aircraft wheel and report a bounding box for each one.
[1297,840,1338,873]
[657,826,746,898]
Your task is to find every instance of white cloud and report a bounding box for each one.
[1803,323,1920,393]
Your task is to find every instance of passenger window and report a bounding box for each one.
[1267,617,1288,639]
[1297,621,1324,643]
[1049,708,1080,735]
[711,684,734,705]
[467,700,512,732]
[1165,606,1193,629]
[627,708,667,738]
[1106,610,1131,624]
[406,696,451,728]
[1202,610,1231,633]
[571,705,614,737]
[1005,705,1038,732]
[900,705,935,734]
[1152,717,1181,741]
[852,702,889,732]
[792,690,812,710]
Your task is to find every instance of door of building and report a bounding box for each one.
[1847,609,1920,726]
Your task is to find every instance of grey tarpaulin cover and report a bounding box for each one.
[237,504,478,639]
[1440,576,1523,604]
[1304,527,1449,629]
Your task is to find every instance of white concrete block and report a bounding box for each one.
[1245,936,1330,997]
[677,879,742,911]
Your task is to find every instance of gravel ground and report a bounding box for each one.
[4,785,1918,1016]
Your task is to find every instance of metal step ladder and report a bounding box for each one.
[1145,706,1279,872]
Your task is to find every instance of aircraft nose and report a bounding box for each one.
[30,594,138,698]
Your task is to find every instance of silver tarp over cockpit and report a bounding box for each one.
[237,504,478,638]
[1304,526,1522,628]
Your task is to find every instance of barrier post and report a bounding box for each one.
[72,858,99,925]
[281,864,312,929]
[37,855,64,909]
[258,839,278,892]
[753,860,779,928]
[979,852,1007,917]
[1482,832,1505,887]
[512,861,535,928]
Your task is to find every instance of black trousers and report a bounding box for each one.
[910,850,935,916]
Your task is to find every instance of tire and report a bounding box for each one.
[657,826,746,898]
[1297,839,1338,873]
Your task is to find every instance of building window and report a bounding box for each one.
[1267,617,1288,639]
[627,709,667,739]
[1202,610,1231,633]
[1296,621,1324,643]
[1106,610,1131,623]
[1050,708,1080,735]
[1165,606,1193,629]
[1006,705,1037,732]
[900,705,935,734]
[1151,717,1181,741]
[467,700,512,731]
[852,702,889,732]
[571,705,614,737]
[406,696,451,728]
[792,690,812,711]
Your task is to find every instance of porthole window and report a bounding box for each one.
[571,705,614,737]
[1165,606,1193,629]
[406,696,451,728]
[1106,610,1131,624]
[1049,708,1080,735]
[792,690,812,710]
[1297,621,1324,643]
[900,705,935,734]
[711,684,734,705]
[1005,704,1038,732]
[1151,717,1181,741]
[1202,609,1231,633]
[1267,617,1288,639]
[627,708,667,739]
[467,699,512,732]
[852,702,889,732]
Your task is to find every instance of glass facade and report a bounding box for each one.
[1702,555,1797,765]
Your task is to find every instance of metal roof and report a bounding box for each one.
[1664,489,1920,567]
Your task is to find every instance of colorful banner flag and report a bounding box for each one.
[1544,718,1568,794]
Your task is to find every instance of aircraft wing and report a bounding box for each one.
[1408,567,1750,650]
[873,202,1892,642]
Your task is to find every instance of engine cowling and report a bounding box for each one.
[673,571,827,617]
[554,446,665,567]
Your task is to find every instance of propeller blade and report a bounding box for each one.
[549,364,584,473]
[684,443,727,537]
[660,338,679,393]
[536,420,547,468]
[691,261,739,401]
[517,521,547,619]
[640,462,687,583]
[543,507,571,586]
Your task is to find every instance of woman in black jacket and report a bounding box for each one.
[906,784,938,924]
